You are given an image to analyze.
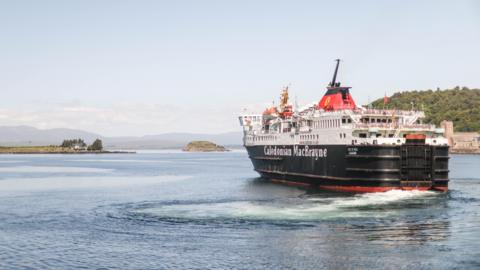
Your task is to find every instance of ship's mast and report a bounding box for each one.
[329,59,341,87]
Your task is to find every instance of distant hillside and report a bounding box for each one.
[370,87,480,132]
[0,126,103,146]
[105,132,242,149]
[0,126,243,149]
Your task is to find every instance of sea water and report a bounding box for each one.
[0,151,478,269]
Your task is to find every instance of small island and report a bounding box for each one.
[182,141,229,152]
[0,138,134,154]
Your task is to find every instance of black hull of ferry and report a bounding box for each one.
[245,144,449,192]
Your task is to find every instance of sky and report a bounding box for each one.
[0,0,479,136]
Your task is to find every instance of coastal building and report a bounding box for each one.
[441,120,480,153]
[72,143,87,151]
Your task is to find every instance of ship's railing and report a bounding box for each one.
[353,123,435,130]
[353,109,425,117]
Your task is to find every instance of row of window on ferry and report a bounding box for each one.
[300,133,347,140]
[312,118,352,129]
[253,135,277,142]
[250,132,349,143]
[360,118,393,123]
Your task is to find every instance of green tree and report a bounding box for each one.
[370,88,480,132]
[88,139,103,151]
[60,138,86,148]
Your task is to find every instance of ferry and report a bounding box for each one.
[239,60,449,192]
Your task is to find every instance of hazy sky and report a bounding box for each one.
[1,0,479,136]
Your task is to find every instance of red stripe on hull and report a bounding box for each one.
[318,185,396,193]
[265,179,448,193]
[270,179,311,188]
[318,185,446,193]
[432,186,449,192]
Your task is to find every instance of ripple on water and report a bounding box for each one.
[102,190,444,228]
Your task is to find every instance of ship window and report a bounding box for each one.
[376,119,381,123]
[359,133,367,138]
[382,119,387,123]
[348,119,352,123]
[342,118,346,124]
[389,134,394,138]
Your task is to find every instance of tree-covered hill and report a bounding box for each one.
[370,87,480,132]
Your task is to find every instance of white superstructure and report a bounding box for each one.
[239,94,448,147]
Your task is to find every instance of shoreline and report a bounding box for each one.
[0,151,135,154]
[450,151,480,155]
[0,146,135,154]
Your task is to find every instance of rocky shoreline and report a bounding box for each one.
[450,149,480,155]
[0,146,135,154]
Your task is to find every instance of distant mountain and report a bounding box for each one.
[0,126,103,146]
[0,126,243,149]
[104,132,243,149]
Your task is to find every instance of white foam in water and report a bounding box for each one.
[138,190,437,221]
[333,190,436,208]
[0,166,112,173]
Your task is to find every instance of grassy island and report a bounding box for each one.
[0,138,135,154]
[0,146,134,154]
[182,141,229,152]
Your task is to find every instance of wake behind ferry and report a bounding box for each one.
[239,60,449,192]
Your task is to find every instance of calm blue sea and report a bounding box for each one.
[0,151,479,269]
